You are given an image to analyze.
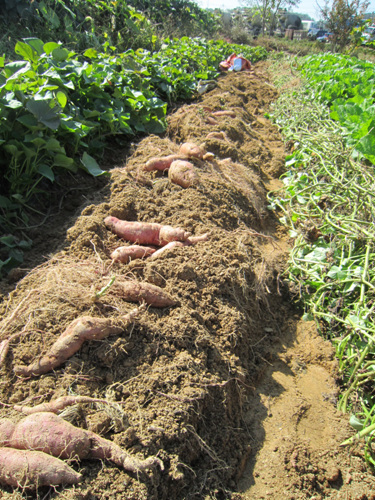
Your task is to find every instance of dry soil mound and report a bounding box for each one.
[0,67,374,500]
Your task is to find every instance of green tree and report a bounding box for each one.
[243,0,300,35]
[319,0,370,49]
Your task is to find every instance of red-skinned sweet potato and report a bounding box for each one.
[14,396,114,415]
[104,217,191,246]
[211,110,236,118]
[14,305,143,377]
[206,116,218,125]
[150,233,209,259]
[168,160,199,188]
[111,245,156,263]
[117,280,177,307]
[0,448,82,487]
[178,142,205,159]
[0,412,163,474]
[144,154,186,172]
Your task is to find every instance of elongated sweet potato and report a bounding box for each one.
[178,142,205,159]
[14,305,143,377]
[144,154,186,172]
[117,280,177,307]
[206,116,218,125]
[168,160,199,188]
[14,396,114,415]
[104,217,191,246]
[0,448,82,487]
[0,412,163,474]
[111,245,156,263]
[211,110,236,118]
[150,233,209,259]
[150,241,185,259]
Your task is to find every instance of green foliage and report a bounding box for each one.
[320,0,370,50]
[0,0,156,55]
[0,233,32,276]
[269,80,375,465]
[126,0,219,37]
[300,53,375,164]
[0,35,268,276]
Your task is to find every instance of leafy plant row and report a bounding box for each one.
[0,0,219,57]
[0,36,267,275]
[300,53,375,164]
[269,76,375,464]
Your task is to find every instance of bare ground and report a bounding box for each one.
[0,64,374,499]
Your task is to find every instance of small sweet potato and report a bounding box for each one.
[14,305,143,377]
[150,233,209,259]
[168,160,199,188]
[0,412,163,474]
[0,448,82,487]
[150,241,185,259]
[144,154,186,172]
[178,142,205,159]
[205,116,218,125]
[211,110,236,118]
[111,245,156,263]
[206,131,227,141]
[104,217,191,246]
[117,280,177,307]
[14,396,114,415]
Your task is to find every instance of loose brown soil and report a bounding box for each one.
[1,65,375,499]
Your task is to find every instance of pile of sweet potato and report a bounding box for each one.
[106,216,208,265]
[0,141,210,493]
[143,141,209,188]
[0,412,162,488]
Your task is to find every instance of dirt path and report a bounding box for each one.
[0,64,374,499]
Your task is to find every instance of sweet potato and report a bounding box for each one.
[168,160,199,188]
[178,142,205,159]
[211,110,236,118]
[0,413,163,474]
[185,233,209,245]
[206,131,227,141]
[202,152,215,161]
[104,217,191,246]
[205,116,218,125]
[144,154,186,172]
[150,233,209,259]
[14,396,114,415]
[150,241,184,259]
[0,448,82,487]
[14,305,143,377]
[111,245,156,263]
[117,280,177,307]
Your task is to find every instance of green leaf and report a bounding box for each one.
[23,38,45,56]
[17,114,39,128]
[53,154,76,170]
[56,91,67,109]
[84,48,98,59]
[0,196,11,208]
[45,138,64,152]
[26,99,60,130]
[356,134,375,163]
[43,42,60,55]
[0,235,17,247]
[350,415,364,431]
[52,47,70,62]
[37,164,55,182]
[80,152,107,177]
[5,99,23,109]
[15,41,39,63]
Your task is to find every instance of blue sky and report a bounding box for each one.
[196,0,375,19]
